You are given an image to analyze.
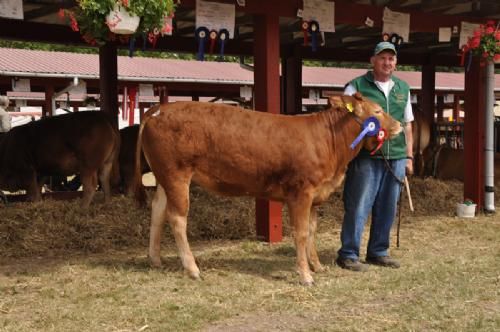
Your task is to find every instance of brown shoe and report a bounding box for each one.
[335,257,368,272]
[365,256,400,268]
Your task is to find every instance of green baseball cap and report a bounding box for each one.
[374,41,397,55]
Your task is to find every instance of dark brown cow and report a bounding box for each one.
[119,125,150,196]
[426,145,500,185]
[0,111,120,207]
[134,93,402,285]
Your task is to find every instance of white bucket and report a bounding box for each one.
[106,5,140,35]
[456,203,476,218]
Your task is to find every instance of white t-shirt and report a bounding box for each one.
[344,80,414,123]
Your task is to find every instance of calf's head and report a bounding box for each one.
[329,92,402,151]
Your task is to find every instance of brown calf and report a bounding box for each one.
[135,93,402,285]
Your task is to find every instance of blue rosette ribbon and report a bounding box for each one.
[350,117,380,149]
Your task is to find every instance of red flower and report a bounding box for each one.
[469,36,480,48]
[58,8,66,19]
[461,20,500,67]
[69,12,79,32]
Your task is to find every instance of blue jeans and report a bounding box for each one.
[338,157,406,260]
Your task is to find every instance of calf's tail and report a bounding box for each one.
[134,104,161,206]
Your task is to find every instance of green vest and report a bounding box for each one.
[349,71,409,160]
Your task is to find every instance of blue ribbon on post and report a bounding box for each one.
[128,36,136,58]
[308,20,320,52]
[389,33,404,52]
[350,117,380,149]
[218,28,229,61]
[196,26,210,61]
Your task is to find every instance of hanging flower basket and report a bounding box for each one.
[59,0,175,46]
[461,20,500,68]
[106,4,140,35]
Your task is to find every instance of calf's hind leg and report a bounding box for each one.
[150,177,200,279]
[149,184,167,267]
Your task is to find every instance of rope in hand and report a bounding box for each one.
[379,150,406,248]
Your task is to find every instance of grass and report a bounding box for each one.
[1,211,499,331]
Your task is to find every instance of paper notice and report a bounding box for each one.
[438,27,452,42]
[302,0,335,33]
[459,21,480,49]
[0,0,23,20]
[382,7,410,42]
[196,0,235,38]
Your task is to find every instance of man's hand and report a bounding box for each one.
[406,158,414,175]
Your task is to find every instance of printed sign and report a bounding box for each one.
[382,7,410,42]
[302,0,335,32]
[0,0,23,19]
[196,0,235,38]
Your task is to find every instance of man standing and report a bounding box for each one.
[0,96,11,133]
[336,41,414,271]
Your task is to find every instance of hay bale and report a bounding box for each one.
[0,178,496,258]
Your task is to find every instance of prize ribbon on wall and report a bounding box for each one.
[128,36,136,57]
[308,20,320,52]
[301,20,309,46]
[209,30,218,54]
[389,33,403,52]
[218,29,230,61]
[196,26,210,61]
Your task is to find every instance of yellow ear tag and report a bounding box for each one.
[346,103,354,113]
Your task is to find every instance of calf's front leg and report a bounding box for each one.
[307,207,324,272]
[288,194,314,286]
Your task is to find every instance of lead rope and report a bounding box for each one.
[378,149,405,248]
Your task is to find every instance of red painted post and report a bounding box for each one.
[421,64,436,141]
[464,58,486,210]
[253,14,283,243]
[160,87,169,104]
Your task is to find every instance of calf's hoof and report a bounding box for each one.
[185,268,201,280]
[310,262,325,273]
[298,273,315,286]
[300,278,315,287]
[149,256,162,268]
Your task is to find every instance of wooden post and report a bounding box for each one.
[282,48,302,115]
[160,87,169,104]
[253,14,282,243]
[452,94,460,122]
[99,42,119,128]
[436,95,444,123]
[464,58,486,210]
[421,64,436,139]
[44,85,54,118]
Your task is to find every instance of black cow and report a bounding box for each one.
[0,111,120,207]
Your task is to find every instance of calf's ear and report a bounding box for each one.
[328,96,343,108]
[353,92,364,101]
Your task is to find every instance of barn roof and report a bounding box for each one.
[0,47,499,92]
